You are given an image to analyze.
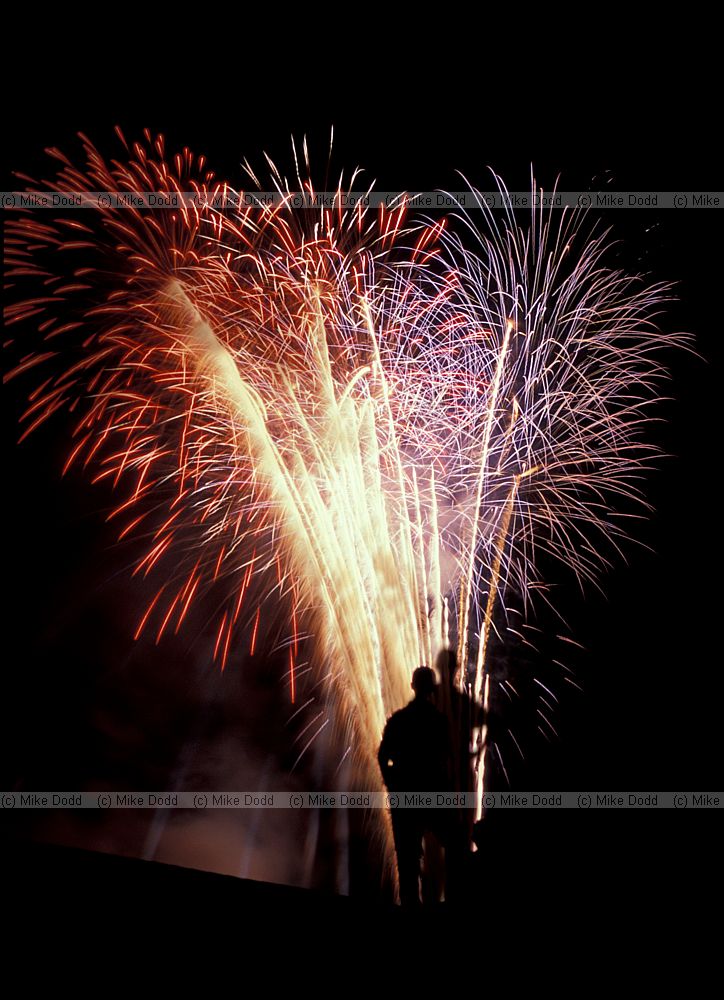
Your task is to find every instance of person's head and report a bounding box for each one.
[435,648,458,688]
[411,665,436,700]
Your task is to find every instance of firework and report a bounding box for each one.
[4,132,688,883]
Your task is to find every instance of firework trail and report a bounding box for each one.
[4,131,688,881]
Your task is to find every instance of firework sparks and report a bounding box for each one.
[4,132,689,881]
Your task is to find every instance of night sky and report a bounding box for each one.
[3,31,721,894]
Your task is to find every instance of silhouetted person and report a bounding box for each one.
[435,648,476,904]
[378,666,452,907]
[435,649,473,796]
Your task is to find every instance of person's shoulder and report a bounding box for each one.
[387,700,424,729]
[384,704,410,728]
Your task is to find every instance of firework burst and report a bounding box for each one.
[4,131,689,881]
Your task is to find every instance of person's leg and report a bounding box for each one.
[421,827,445,904]
[392,813,423,907]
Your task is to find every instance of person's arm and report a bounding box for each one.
[378,719,394,788]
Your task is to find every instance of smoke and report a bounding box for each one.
[2,506,350,892]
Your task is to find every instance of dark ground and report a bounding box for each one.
[3,809,718,963]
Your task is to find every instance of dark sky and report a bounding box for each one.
[2,29,721,889]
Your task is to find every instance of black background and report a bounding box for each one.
[3,25,721,891]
